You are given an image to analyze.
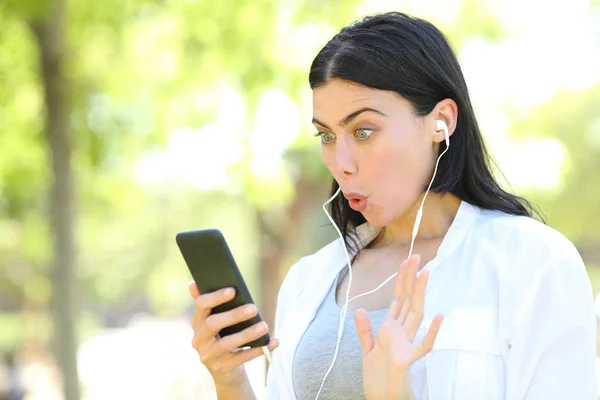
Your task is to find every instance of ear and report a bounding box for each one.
[431,99,458,144]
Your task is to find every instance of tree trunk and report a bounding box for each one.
[257,176,326,377]
[32,0,80,398]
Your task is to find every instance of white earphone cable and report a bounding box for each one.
[313,186,354,399]
[313,123,449,400]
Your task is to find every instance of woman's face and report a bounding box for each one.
[312,78,439,227]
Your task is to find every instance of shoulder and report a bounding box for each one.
[466,207,594,334]
[280,221,380,297]
[272,236,345,333]
[275,236,345,315]
[472,208,583,267]
[467,207,591,312]
[279,237,345,299]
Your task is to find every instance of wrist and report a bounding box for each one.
[213,369,256,400]
[213,367,248,388]
[385,369,413,400]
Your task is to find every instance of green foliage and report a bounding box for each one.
[510,83,600,242]
[0,313,23,354]
[444,0,508,45]
[0,13,47,220]
[0,0,48,21]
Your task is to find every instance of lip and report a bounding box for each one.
[343,191,367,201]
[343,191,369,212]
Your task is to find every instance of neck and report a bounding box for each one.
[373,193,462,247]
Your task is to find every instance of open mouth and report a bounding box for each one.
[348,198,368,211]
[343,192,368,212]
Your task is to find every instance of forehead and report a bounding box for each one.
[312,79,409,118]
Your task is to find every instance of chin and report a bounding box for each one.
[360,208,394,228]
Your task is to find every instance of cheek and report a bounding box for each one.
[365,138,429,215]
[321,147,336,175]
[367,140,419,190]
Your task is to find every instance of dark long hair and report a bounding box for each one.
[309,12,542,251]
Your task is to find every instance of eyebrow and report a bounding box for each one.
[312,107,387,130]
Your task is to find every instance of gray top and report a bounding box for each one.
[292,266,390,400]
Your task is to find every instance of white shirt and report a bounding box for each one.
[263,200,598,399]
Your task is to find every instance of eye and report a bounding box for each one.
[355,128,375,141]
[315,131,336,144]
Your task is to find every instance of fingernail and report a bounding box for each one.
[414,254,421,264]
[245,304,256,315]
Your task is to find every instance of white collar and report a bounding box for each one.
[338,200,481,274]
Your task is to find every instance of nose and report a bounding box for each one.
[331,138,357,178]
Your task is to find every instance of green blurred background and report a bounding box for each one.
[0,0,599,398]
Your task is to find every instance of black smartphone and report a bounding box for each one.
[176,229,270,348]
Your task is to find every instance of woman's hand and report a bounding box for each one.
[355,254,443,400]
[189,282,279,388]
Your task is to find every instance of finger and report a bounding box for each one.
[198,303,258,341]
[394,259,409,301]
[266,337,279,352]
[404,271,429,338]
[404,254,419,300]
[211,338,280,373]
[355,309,375,356]
[189,281,200,299]
[191,305,207,331]
[192,332,218,358]
[191,288,236,329]
[404,310,423,342]
[387,298,402,320]
[203,321,270,361]
[398,298,411,324]
[196,287,236,310]
[411,314,444,362]
[404,310,422,342]
[411,269,429,314]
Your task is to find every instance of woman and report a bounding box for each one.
[188,12,597,400]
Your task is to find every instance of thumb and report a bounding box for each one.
[354,309,375,356]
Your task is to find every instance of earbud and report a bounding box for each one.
[436,119,450,148]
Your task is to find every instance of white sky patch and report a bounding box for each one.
[249,88,301,180]
[495,137,567,192]
[134,80,247,190]
[133,124,244,190]
[133,86,301,189]
[216,79,248,135]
